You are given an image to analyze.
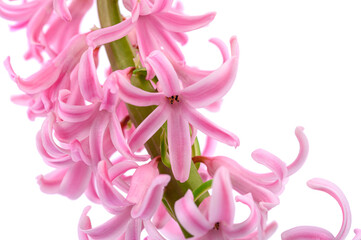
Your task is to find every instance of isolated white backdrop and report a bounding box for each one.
[1,0,361,239]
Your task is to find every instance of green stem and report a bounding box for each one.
[96,1,209,238]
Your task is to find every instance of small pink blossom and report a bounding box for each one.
[112,37,239,182]
[175,167,259,239]
[79,159,171,239]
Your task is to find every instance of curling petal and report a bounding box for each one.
[175,190,213,236]
[156,11,216,33]
[181,37,239,108]
[87,18,135,47]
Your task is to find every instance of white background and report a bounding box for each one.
[1,0,361,239]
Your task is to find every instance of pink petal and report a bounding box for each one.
[209,38,230,63]
[223,194,259,238]
[281,226,334,240]
[108,160,139,182]
[209,167,235,225]
[78,48,103,102]
[150,0,173,14]
[308,178,351,240]
[40,113,68,158]
[146,50,181,96]
[0,1,40,22]
[87,18,135,47]
[182,104,239,147]
[152,204,171,229]
[156,11,216,32]
[112,69,165,106]
[53,0,72,21]
[96,161,131,213]
[13,60,62,94]
[131,175,171,219]
[125,219,142,240]
[128,104,170,152]
[59,161,92,199]
[58,90,98,122]
[78,206,92,240]
[135,18,159,79]
[353,229,361,240]
[147,18,185,65]
[251,148,288,193]
[80,206,132,240]
[126,160,159,204]
[286,126,309,176]
[202,136,217,156]
[89,111,110,165]
[85,175,101,204]
[109,113,150,161]
[143,220,167,240]
[181,37,239,108]
[167,107,192,182]
[37,169,67,194]
[36,131,73,168]
[174,190,213,236]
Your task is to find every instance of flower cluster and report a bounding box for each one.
[2,0,360,239]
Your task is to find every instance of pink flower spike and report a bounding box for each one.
[53,0,72,21]
[281,178,352,240]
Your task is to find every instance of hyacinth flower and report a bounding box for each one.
[87,0,215,79]
[0,0,93,60]
[111,37,239,182]
[175,167,259,239]
[281,178,352,240]
[4,33,89,119]
[79,159,171,239]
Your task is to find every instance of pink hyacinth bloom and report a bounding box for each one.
[79,159,171,239]
[112,37,239,182]
[5,33,89,118]
[175,167,260,239]
[87,0,215,79]
[281,178,352,240]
